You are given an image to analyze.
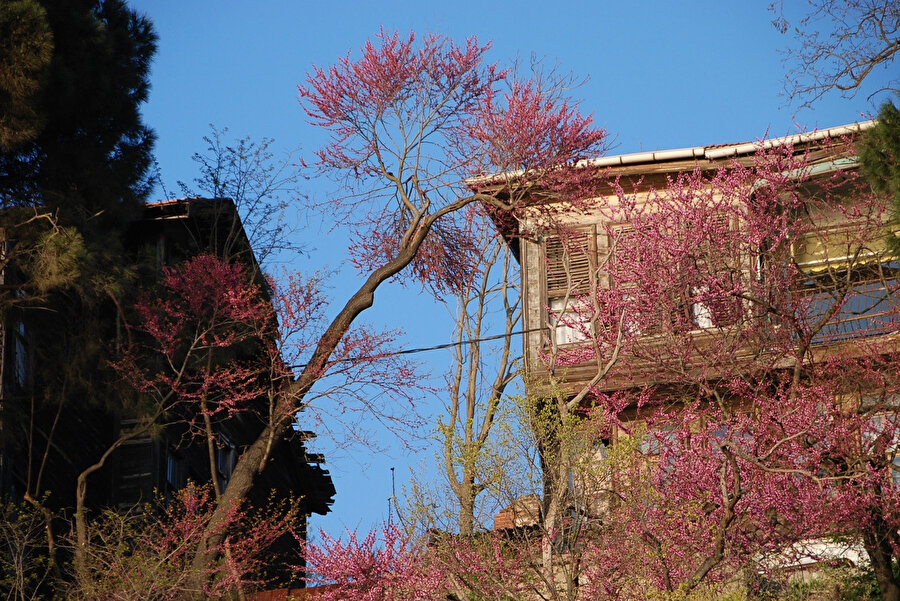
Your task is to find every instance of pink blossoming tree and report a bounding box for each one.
[158,29,608,592]
[530,134,900,598]
[301,132,900,601]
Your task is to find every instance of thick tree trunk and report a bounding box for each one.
[457,476,476,537]
[188,223,435,594]
[864,525,900,601]
[189,417,283,592]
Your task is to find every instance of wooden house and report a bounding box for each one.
[490,121,895,402]
[0,197,334,585]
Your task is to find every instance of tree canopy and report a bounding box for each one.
[860,98,900,223]
[0,0,53,150]
[0,0,156,224]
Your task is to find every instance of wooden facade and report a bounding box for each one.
[498,121,895,400]
[0,197,334,585]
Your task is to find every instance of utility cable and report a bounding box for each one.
[288,326,545,369]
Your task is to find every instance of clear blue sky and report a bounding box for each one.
[126,0,895,540]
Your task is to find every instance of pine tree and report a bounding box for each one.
[0,0,157,516]
[0,0,156,221]
[860,98,900,218]
[0,0,53,150]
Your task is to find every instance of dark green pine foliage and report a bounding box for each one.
[1,0,156,219]
[859,99,900,249]
[0,0,53,150]
[0,0,157,511]
[0,0,157,303]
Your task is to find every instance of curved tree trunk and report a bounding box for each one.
[73,418,157,582]
[188,222,436,592]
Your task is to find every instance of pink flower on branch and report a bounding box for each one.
[181,28,609,586]
[119,254,432,450]
[300,29,606,294]
[528,130,900,594]
[114,255,278,438]
[300,525,444,601]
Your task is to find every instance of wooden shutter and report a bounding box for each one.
[545,226,597,298]
[691,212,741,329]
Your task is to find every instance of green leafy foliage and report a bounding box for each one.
[0,500,60,601]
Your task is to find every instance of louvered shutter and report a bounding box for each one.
[692,212,742,329]
[545,226,597,299]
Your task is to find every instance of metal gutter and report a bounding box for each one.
[577,146,707,168]
[705,121,875,159]
[581,120,875,166]
[467,120,876,187]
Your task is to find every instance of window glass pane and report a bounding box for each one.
[549,297,589,345]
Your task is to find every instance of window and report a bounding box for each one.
[549,297,591,345]
[609,224,660,336]
[545,226,598,298]
[792,224,896,273]
[637,425,677,457]
[793,223,900,342]
[569,437,611,523]
[166,452,186,489]
[216,435,237,487]
[863,411,900,486]
[13,320,26,389]
[684,271,744,331]
[544,216,744,347]
[680,212,744,331]
[545,226,598,345]
[610,215,742,336]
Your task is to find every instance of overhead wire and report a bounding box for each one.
[288,326,546,369]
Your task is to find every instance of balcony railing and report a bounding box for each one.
[801,275,900,344]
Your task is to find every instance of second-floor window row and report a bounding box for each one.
[544,220,900,346]
[544,220,744,344]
